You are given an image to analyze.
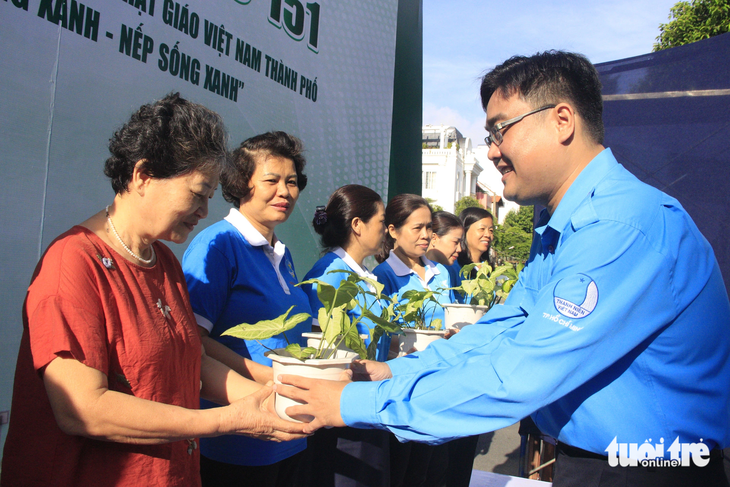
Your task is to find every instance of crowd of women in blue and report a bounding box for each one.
[180,129,497,486]
[0,89,498,485]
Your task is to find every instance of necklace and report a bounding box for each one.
[105,205,155,265]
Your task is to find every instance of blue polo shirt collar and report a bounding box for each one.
[224,208,291,294]
[385,250,440,287]
[535,148,617,250]
[332,247,378,292]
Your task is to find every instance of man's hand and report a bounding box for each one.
[275,375,349,434]
[219,386,310,442]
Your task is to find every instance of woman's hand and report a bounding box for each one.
[42,354,308,444]
[218,385,309,442]
[349,359,393,381]
[274,376,349,434]
[444,328,459,339]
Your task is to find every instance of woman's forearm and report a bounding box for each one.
[200,349,263,404]
[200,331,274,384]
[43,353,308,445]
[43,355,229,444]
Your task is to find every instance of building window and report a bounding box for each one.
[423,171,436,190]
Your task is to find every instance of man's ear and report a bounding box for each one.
[130,160,151,196]
[554,103,575,145]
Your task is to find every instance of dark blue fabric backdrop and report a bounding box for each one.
[596,32,730,294]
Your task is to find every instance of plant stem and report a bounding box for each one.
[255,340,276,354]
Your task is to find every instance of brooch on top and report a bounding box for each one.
[157,299,172,320]
[97,254,115,270]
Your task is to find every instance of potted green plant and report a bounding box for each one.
[443,262,523,329]
[394,288,447,356]
[221,271,401,421]
[298,270,403,360]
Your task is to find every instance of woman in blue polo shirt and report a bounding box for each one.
[373,194,457,487]
[457,206,495,277]
[301,183,392,486]
[182,132,312,487]
[302,184,390,361]
[374,194,455,330]
[426,211,465,304]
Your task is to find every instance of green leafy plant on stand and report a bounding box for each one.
[395,289,445,330]
[454,262,524,309]
[221,270,402,362]
[495,262,523,302]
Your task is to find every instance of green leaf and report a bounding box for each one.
[322,306,347,345]
[490,264,512,279]
[347,297,360,312]
[344,320,368,359]
[317,307,331,339]
[384,300,399,320]
[366,328,383,360]
[326,269,359,280]
[315,281,338,311]
[285,343,318,361]
[459,263,479,279]
[221,306,309,340]
[394,288,444,329]
[350,273,385,296]
[362,309,403,333]
[334,281,360,308]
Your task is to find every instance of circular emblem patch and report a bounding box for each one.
[286,258,296,280]
[553,274,598,319]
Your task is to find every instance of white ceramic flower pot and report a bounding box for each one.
[397,328,446,357]
[443,303,489,330]
[266,348,357,422]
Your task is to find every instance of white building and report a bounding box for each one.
[421,124,519,223]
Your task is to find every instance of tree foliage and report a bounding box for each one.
[454,196,482,217]
[425,198,443,213]
[654,0,730,51]
[493,206,534,263]
[504,205,534,234]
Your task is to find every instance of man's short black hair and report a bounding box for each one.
[480,51,604,144]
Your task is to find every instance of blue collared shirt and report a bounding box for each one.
[301,248,391,361]
[182,208,310,465]
[341,149,730,456]
[373,250,457,328]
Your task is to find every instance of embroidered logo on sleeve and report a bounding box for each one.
[553,274,598,319]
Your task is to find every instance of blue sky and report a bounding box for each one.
[423,0,679,144]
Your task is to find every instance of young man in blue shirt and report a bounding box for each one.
[277,51,730,487]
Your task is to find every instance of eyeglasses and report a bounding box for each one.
[484,105,556,147]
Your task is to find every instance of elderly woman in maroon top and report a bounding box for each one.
[0,93,306,487]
